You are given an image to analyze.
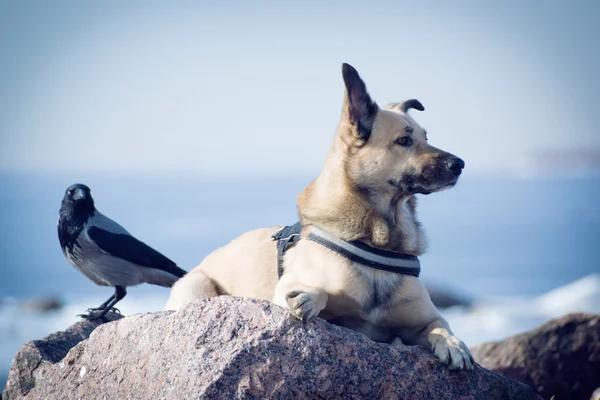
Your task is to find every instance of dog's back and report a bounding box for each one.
[165,227,279,310]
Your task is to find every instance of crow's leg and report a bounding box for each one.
[86,293,116,312]
[79,286,127,320]
[99,286,126,316]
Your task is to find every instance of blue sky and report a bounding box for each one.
[1,0,598,177]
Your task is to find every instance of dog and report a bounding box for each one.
[166,63,474,370]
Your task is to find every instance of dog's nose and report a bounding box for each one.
[447,157,465,175]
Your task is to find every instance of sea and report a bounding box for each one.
[1,171,599,389]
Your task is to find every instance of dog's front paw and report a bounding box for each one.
[285,290,321,321]
[430,329,474,370]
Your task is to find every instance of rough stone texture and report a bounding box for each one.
[472,313,600,400]
[3,297,540,400]
[2,312,123,399]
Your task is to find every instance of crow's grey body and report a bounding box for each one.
[65,211,182,288]
[58,183,186,319]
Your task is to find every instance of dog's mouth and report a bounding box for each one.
[420,180,457,195]
[409,180,457,195]
[389,172,459,196]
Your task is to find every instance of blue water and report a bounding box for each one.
[1,172,599,302]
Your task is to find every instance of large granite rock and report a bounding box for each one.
[3,297,539,399]
[472,313,600,400]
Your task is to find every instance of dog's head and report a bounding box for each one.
[339,63,464,196]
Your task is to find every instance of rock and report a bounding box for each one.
[18,296,64,313]
[471,313,600,400]
[3,297,539,400]
[423,282,473,309]
[2,312,123,399]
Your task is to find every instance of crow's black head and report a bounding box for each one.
[58,184,96,253]
[61,183,95,215]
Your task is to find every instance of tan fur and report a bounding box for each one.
[166,64,474,370]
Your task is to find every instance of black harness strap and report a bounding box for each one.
[271,221,302,278]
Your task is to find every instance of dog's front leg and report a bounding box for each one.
[273,275,328,322]
[415,315,474,370]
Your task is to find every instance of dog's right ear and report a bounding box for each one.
[385,100,425,114]
[341,63,378,141]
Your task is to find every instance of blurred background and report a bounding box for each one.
[1,0,599,389]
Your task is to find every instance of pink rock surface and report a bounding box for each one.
[4,297,539,399]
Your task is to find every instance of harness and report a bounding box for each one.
[271,222,421,279]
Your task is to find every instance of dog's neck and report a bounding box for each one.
[297,136,427,255]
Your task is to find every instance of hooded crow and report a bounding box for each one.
[57,183,186,319]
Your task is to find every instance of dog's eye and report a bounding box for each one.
[395,137,412,147]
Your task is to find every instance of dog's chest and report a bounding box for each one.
[361,267,403,311]
[324,266,406,342]
[326,303,399,343]
[288,241,417,343]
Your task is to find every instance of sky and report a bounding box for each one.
[1,0,599,177]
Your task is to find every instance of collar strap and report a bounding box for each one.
[308,227,421,277]
[307,227,421,277]
[272,222,420,278]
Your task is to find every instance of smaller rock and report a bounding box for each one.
[19,296,63,313]
[471,313,600,400]
[423,281,473,309]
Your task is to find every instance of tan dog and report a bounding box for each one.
[166,63,474,370]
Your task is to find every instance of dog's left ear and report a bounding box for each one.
[341,63,378,141]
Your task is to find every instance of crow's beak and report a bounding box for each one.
[72,188,86,201]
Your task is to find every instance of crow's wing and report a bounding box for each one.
[87,226,186,278]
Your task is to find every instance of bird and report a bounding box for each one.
[57,183,187,319]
